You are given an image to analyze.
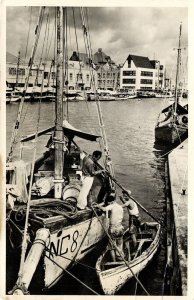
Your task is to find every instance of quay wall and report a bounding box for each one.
[165,139,188,295]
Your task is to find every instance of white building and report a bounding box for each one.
[6,52,97,91]
[120,54,161,91]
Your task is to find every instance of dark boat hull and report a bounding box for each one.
[155,124,188,144]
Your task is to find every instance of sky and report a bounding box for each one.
[6,6,188,79]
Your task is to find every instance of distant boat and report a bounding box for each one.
[86,90,116,101]
[155,23,188,145]
[96,222,161,295]
[115,90,136,100]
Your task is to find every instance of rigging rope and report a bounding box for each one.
[80,7,115,182]
[44,253,100,295]
[7,7,46,163]
[24,7,32,61]
[17,8,52,283]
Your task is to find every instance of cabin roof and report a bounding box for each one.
[162,103,188,115]
[20,121,100,143]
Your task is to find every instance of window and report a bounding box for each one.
[141,86,152,90]
[127,59,131,68]
[86,74,89,81]
[122,78,136,84]
[141,71,153,77]
[51,72,55,79]
[18,68,25,76]
[123,71,136,76]
[98,73,101,78]
[9,68,16,75]
[44,72,49,79]
[77,73,82,80]
[69,73,73,81]
[140,79,153,84]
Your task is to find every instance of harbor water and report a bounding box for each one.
[6,98,170,295]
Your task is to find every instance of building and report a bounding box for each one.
[93,48,120,91]
[120,54,165,91]
[6,52,53,88]
[69,49,120,91]
[6,51,97,91]
[150,60,166,90]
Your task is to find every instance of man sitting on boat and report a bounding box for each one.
[94,192,125,262]
[77,150,105,210]
[121,190,141,260]
[157,106,175,127]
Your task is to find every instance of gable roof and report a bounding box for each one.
[69,51,90,64]
[6,52,25,64]
[128,54,154,69]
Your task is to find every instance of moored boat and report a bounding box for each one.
[155,23,188,145]
[96,222,161,295]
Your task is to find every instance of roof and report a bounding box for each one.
[128,54,154,69]
[69,52,90,64]
[70,49,115,66]
[6,52,25,64]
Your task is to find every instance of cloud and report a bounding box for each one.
[6,6,188,78]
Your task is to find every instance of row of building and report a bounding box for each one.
[6,48,172,92]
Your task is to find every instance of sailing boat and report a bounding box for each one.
[6,7,114,295]
[155,23,188,145]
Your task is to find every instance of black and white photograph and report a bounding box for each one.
[1,0,193,298]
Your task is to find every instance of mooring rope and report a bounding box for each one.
[44,253,99,295]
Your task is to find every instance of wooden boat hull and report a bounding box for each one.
[155,124,188,144]
[43,213,106,288]
[96,222,161,295]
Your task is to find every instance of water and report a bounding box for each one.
[6,98,170,295]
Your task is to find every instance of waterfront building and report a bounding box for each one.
[6,51,97,91]
[93,48,120,90]
[6,52,54,88]
[70,49,120,91]
[120,54,165,91]
[150,60,166,90]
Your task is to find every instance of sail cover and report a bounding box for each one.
[62,120,100,141]
[161,103,188,115]
[20,121,100,142]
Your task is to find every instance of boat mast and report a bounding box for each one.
[54,7,64,198]
[174,23,182,112]
[15,51,20,88]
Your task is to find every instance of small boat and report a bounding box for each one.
[115,91,136,100]
[96,222,161,295]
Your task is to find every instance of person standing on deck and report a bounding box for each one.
[95,193,124,262]
[77,150,104,210]
[121,190,141,260]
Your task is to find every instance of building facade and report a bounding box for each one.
[6,52,97,91]
[120,54,165,91]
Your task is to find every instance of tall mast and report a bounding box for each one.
[174,23,182,112]
[15,51,20,87]
[54,7,64,198]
